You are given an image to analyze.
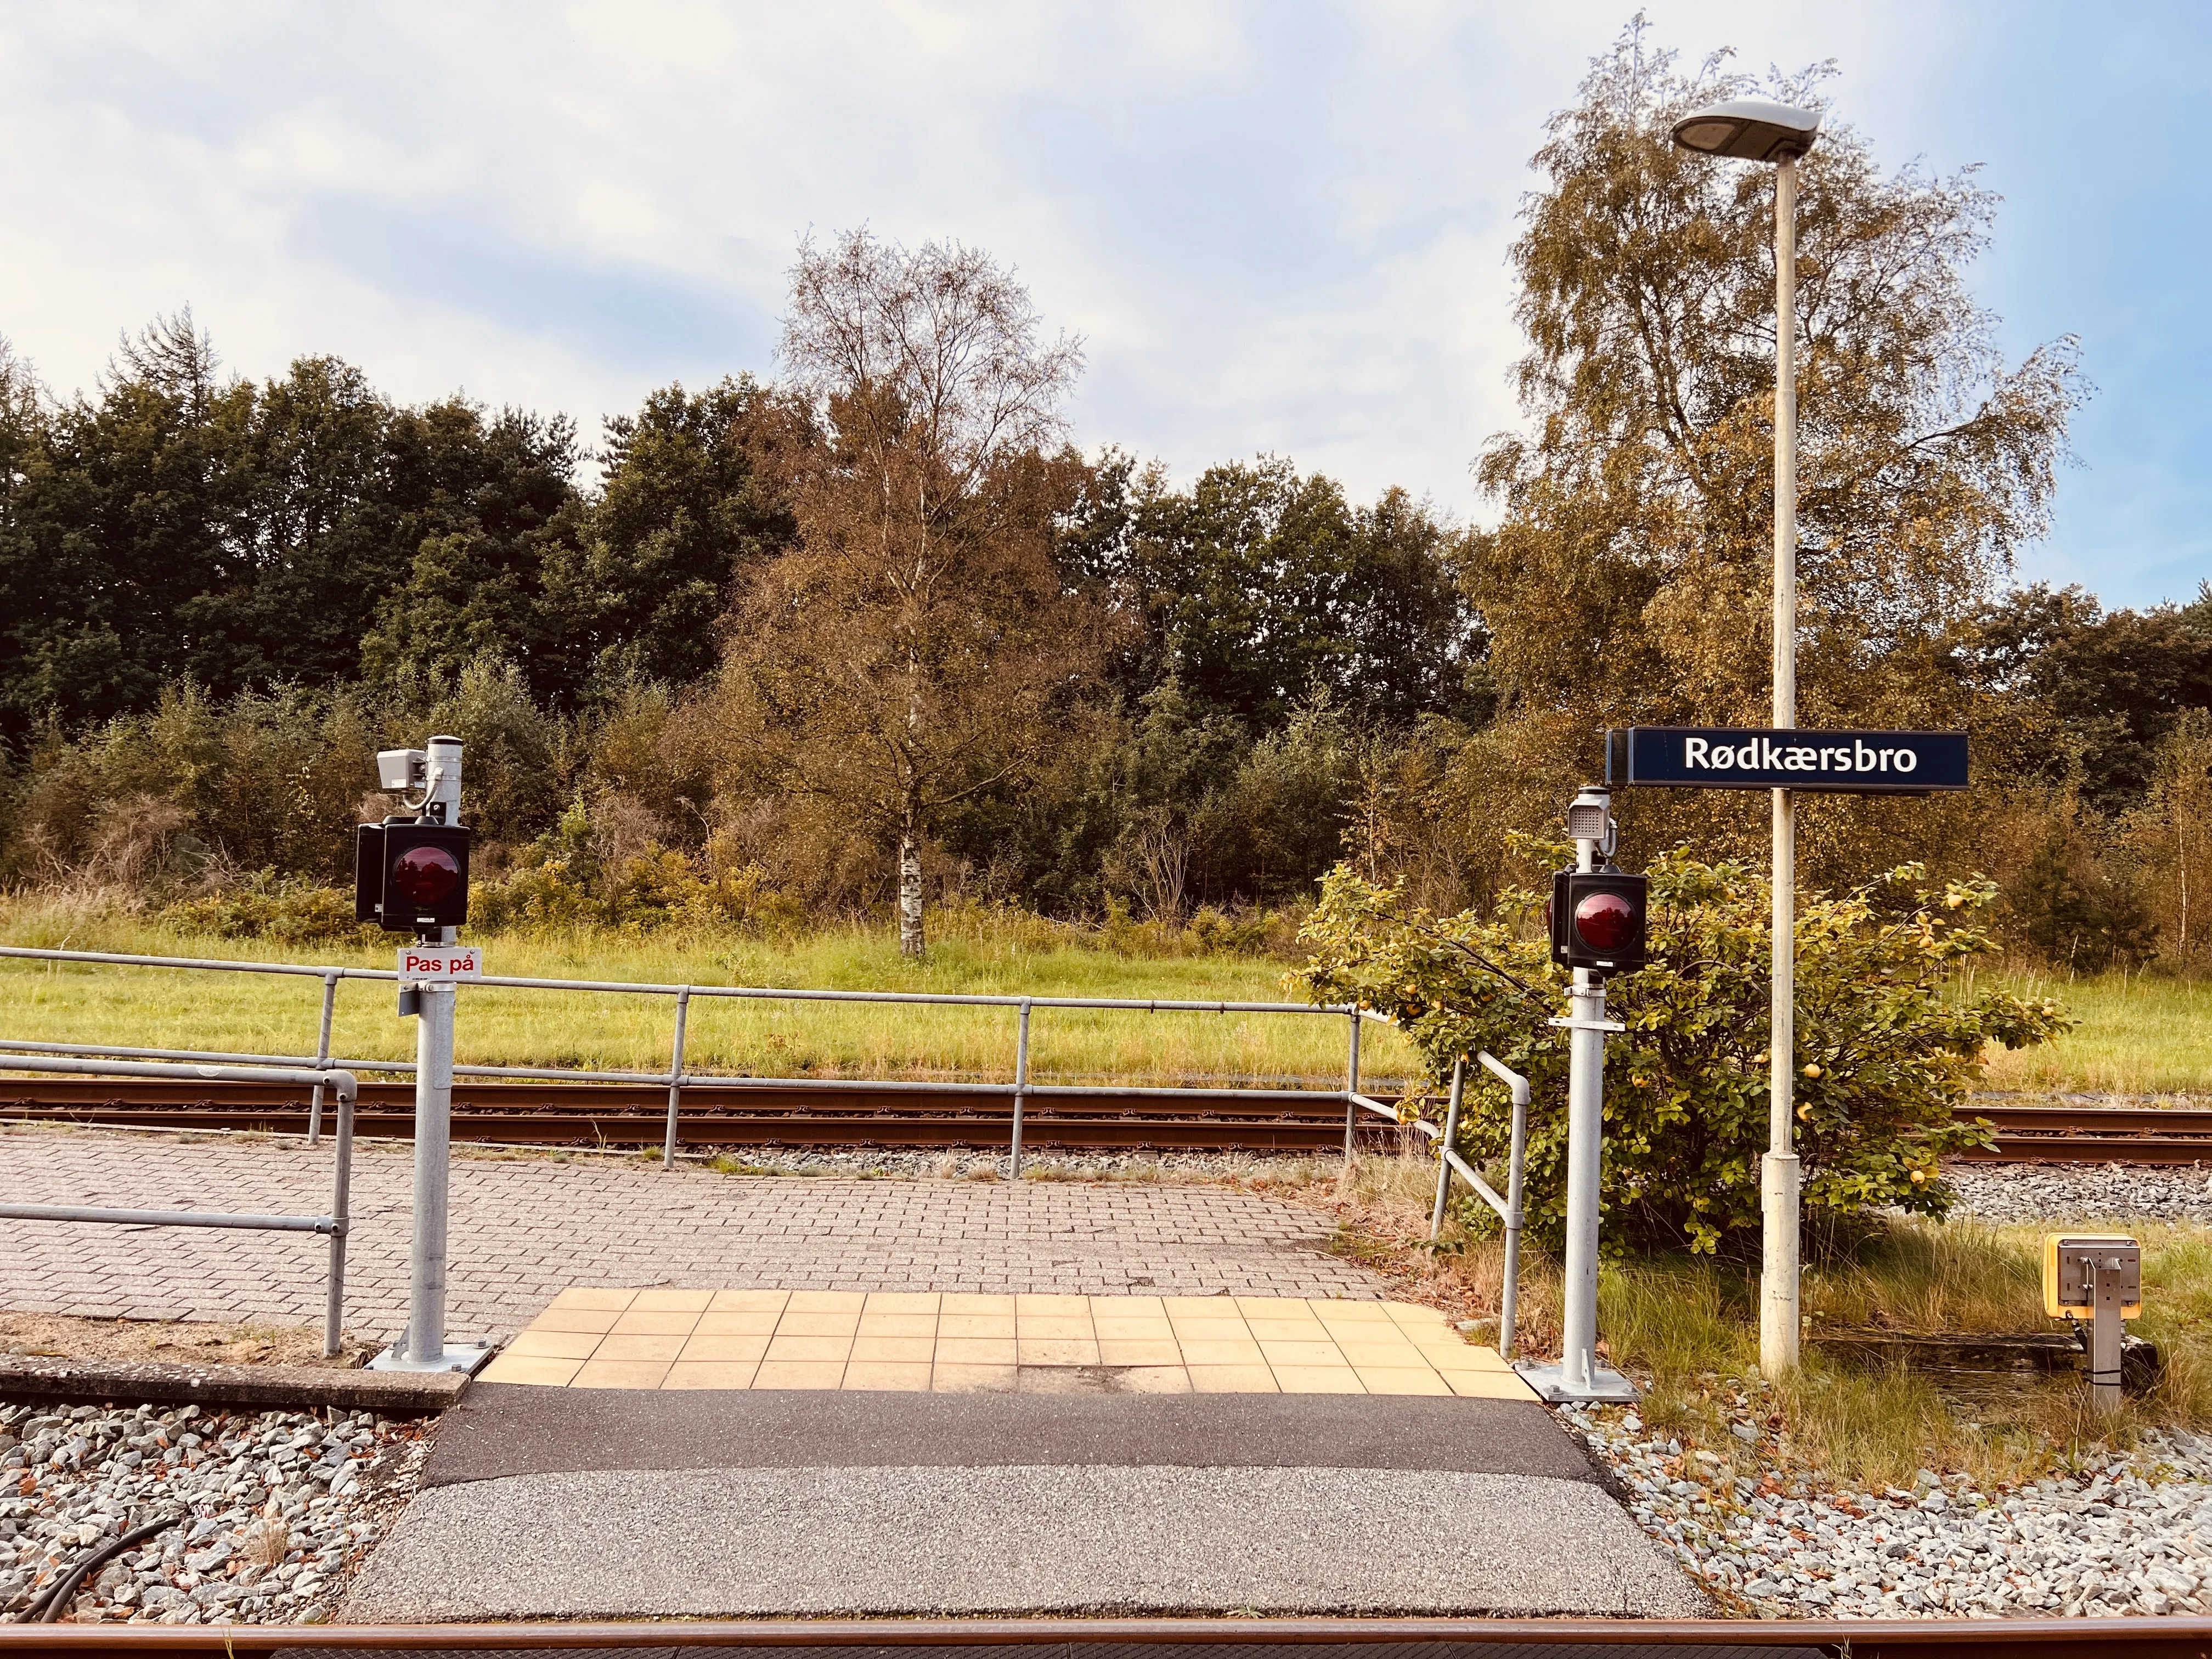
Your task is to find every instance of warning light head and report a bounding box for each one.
[1549,870,1649,974]
[356,822,471,936]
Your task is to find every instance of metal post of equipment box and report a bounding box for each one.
[2045,1233,2142,1414]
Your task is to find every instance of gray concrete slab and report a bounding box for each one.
[340,1465,1711,1621]
[425,1384,1600,1487]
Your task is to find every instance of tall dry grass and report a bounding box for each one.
[1978,968,2212,1096]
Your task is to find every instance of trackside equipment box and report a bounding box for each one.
[2043,1233,2142,1320]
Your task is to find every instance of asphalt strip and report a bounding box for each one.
[424,1384,1601,1485]
[340,1464,1711,1621]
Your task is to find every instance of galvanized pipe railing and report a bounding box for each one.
[307,969,338,1146]
[0,946,1386,1173]
[1355,1012,1530,1360]
[0,1056,357,1357]
[0,946,1340,1011]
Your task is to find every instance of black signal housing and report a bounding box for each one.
[355,821,472,937]
[1549,869,1649,974]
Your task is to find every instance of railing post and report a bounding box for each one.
[307,971,338,1146]
[1341,1010,1362,1161]
[324,1080,355,1358]
[1009,997,1031,1178]
[662,987,692,1170]
[1500,1077,1527,1362]
[1429,1057,1466,1242]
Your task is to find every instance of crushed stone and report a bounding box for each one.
[0,1398,427,1626]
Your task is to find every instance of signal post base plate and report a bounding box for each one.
[1515,1358,1641,1403]
[368,1340,495,1376]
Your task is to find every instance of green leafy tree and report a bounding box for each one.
[1459,27,2083,874]
[540,376,800,695]
[0,313,258,731]
[1974,582,2212,817]
[1294,852,2069,1254]
[358,405,584,696]
[184,354,409,690]
[713,230,1103,955]
[1082,455,1481,731]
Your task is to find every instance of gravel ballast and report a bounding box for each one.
[0,1399,428,1625]
[693,1146,1353,1182]
[1946,1160,2212,1224]
[1561,1391,2212,1619]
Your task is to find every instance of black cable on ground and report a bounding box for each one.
[14,1506,188,1624]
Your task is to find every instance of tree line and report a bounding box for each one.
[3,32,2207,968]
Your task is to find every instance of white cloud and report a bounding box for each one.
[0,0,2197,599]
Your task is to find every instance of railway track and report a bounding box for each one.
[1960,1102,2212,1164]
[0,1076,1405,1152]
[1,1076,2209,1160]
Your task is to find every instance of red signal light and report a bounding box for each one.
[1573,890,1637,952]
[1549,868,1648,973]
[391,844,460,906]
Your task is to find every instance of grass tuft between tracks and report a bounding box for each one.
[1305,1148,2212,1493]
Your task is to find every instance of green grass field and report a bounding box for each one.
[0,909,1419,1090]
[3,899,2207,1096]
[1978,969,2212,1097]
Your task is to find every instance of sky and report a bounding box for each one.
[0,2,2204,608]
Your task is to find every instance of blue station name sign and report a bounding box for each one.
[1606,727,1969,794]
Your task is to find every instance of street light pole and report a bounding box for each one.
[1762,153,1801,1378]
[1669,97,1820,1381]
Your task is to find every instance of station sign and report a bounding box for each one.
[1605,727,1968,794]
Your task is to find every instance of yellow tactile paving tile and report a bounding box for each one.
[487,1293,1543,1398]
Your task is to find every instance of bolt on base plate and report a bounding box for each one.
[366,1340,495,1376]
[1515,1359,1641,1403]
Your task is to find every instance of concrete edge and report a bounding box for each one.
[0,1353,465,1415]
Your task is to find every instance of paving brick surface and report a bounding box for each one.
[0,1126,1383,1341]
[479,1286,1535,1397]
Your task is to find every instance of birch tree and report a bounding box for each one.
[719,230,1098,955]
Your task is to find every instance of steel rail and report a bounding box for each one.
[0,1613,2208,1654]
[7,1072,2212,1160]
[10,1076,2212,1160]
[0,1079,1409,1150]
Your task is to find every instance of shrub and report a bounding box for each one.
[159,872,370,945]
[1293,848,2071,1255]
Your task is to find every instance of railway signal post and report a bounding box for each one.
[1517,785,1641,1404]
[360,735,490,1375]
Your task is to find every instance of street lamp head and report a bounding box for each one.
[1671,98,1820,162]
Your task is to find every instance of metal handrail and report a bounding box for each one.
[0,1057,357,1357]
[0,1039,1360,1101]
[0,946,1336,1014]
[1350,1010,1532,1362]
[0,944,1388,1171]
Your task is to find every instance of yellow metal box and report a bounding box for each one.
[2044,1233,2142,1320]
